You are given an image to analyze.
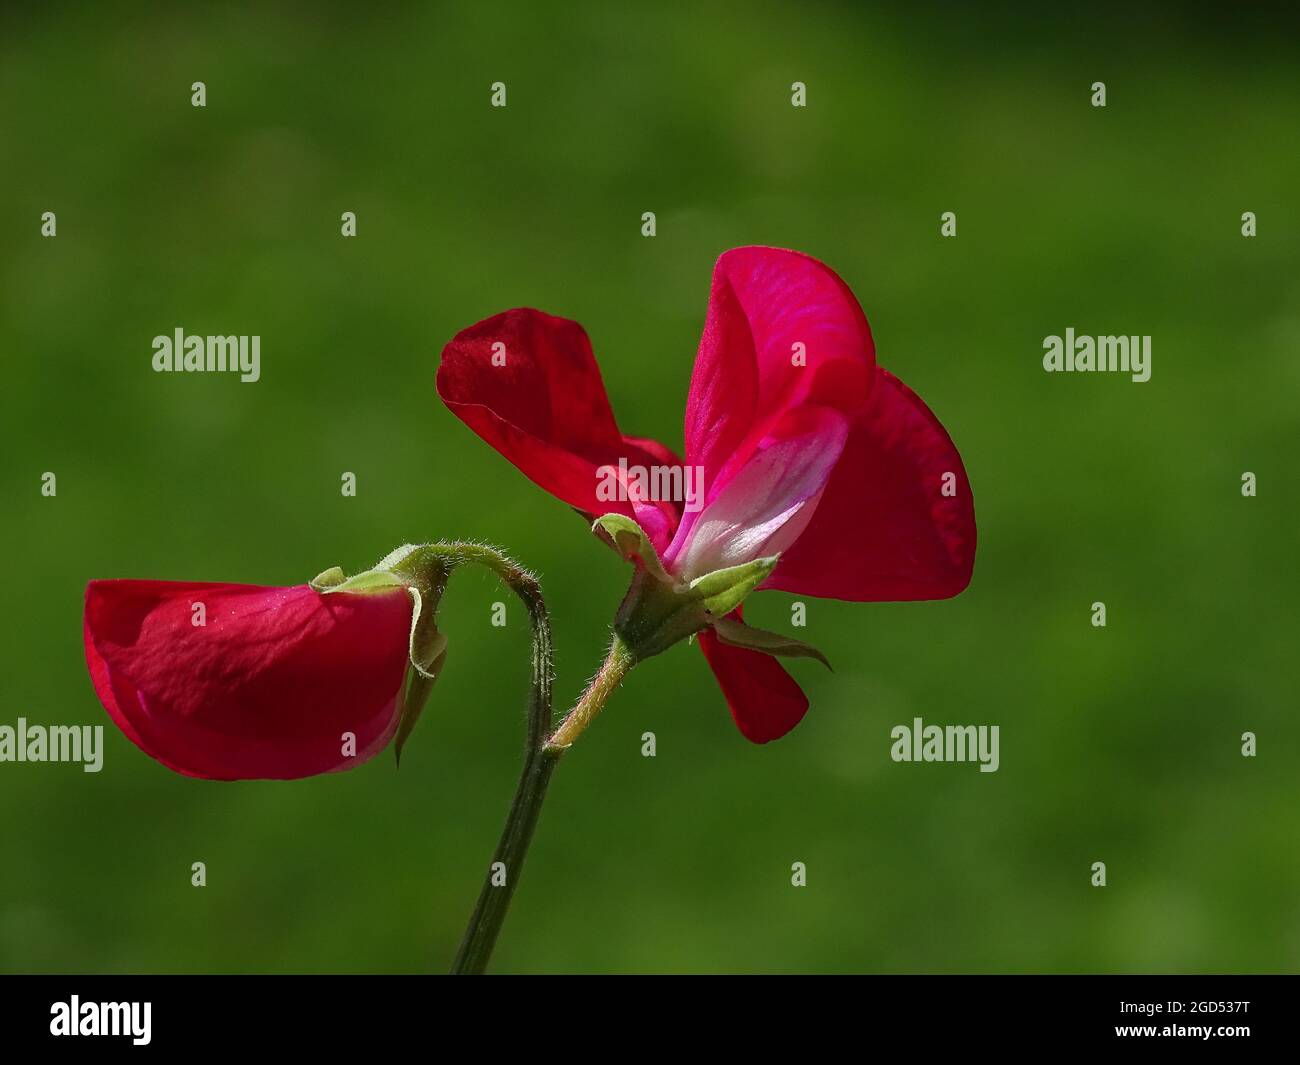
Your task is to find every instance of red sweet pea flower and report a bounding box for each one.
[437,246,976,743]
[84,580,413,780]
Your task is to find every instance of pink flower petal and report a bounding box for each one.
[438,308,680,548]
[765,368,976,601]
[84,580,412,780]
[684,247,874,501]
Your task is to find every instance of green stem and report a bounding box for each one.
[450,630,636,973]
[450,746,560,974]
[445,545,558,974]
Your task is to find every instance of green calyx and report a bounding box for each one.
[308,544,466,765]
[611,556,779,661]
[593,512,831,668]
[592,513,776,661]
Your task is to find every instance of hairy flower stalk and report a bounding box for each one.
[546,636,636,752]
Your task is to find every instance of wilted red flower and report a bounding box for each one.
[83,580,413,780]
[438,246,975,743]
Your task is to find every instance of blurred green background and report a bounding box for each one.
[2,3,1297,973]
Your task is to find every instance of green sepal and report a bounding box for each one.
[309,565,347,590]
[317,568,405,595]
[688,555,779,618]
[404,585,449,680]
[591,513,672,584]
[711,616,831,669]
[392,642,449,764]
